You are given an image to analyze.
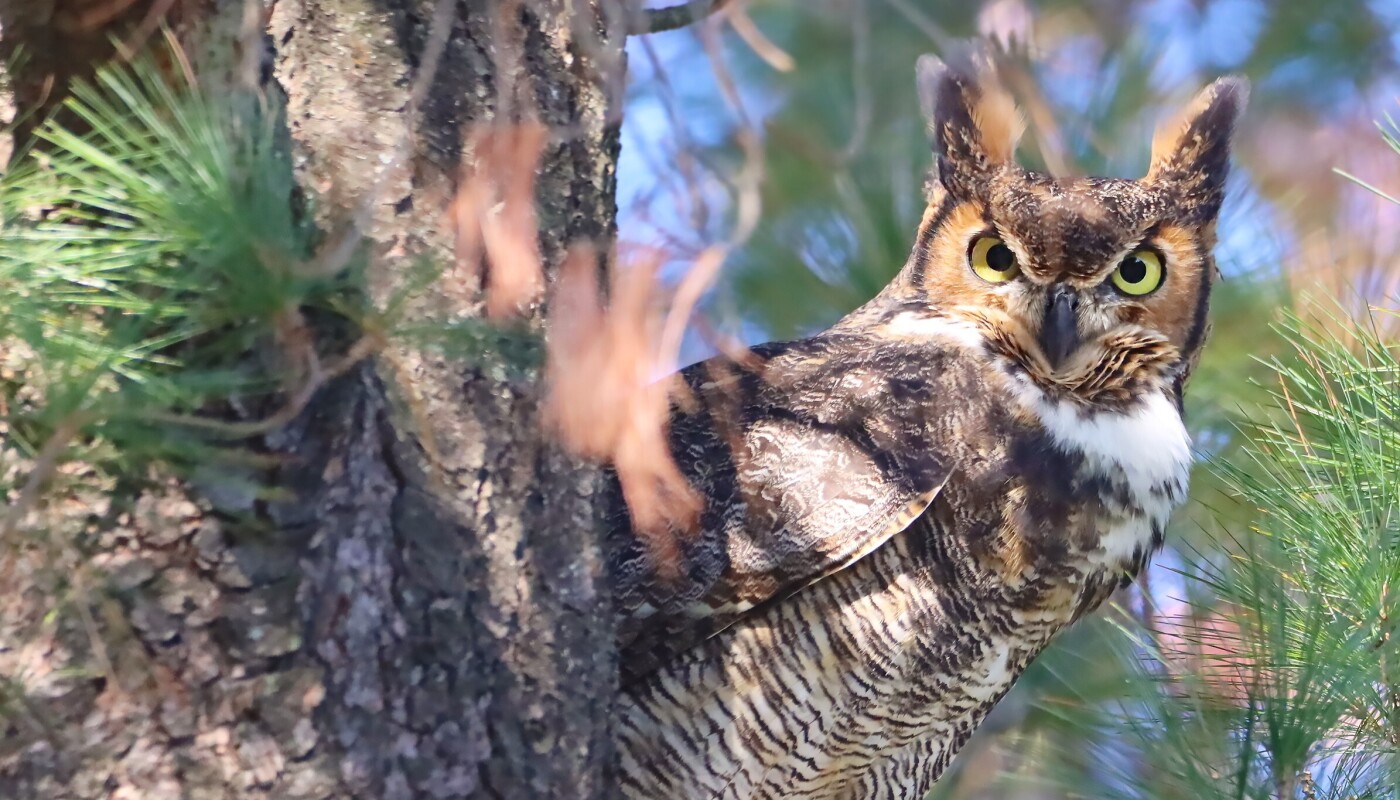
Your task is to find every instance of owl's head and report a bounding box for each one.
[892,54,1247,407]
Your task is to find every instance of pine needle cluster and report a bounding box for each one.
[1102,305,1400,800]
[0,57,354,492]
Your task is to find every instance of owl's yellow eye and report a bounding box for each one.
[970,236,1019,283]
[1111,250,1165,296]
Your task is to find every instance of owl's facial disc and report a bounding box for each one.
[908,59,1248,398]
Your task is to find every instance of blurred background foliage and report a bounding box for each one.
[622,0,1400,796]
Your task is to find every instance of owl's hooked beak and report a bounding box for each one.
[1039,286,1080,369]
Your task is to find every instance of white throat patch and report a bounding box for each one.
[1011,378,1193,566]
[1031,391,1192,497]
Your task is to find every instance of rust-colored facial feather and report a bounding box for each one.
[903,54,1247,404]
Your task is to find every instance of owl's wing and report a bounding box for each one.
[608,327,980,684]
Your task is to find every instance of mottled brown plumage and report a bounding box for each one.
[607,52,1247,798]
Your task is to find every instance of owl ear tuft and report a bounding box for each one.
[1146,76,1249,220]
[916,51,1024,201]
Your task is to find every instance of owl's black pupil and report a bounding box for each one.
[1120,256,1148,283]
[987,243,1015,272]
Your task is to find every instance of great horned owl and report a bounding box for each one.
[605,54,1247,799]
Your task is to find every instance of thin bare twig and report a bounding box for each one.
[0,412,91,622]
[696,21,764,243]
[0,413,89,544]
[631,0,735,35]
[1000,60,1073,176]
[112,0,178,62]
[159,27,198,90]
[68,556,122,697]
[137,333,382,440]
[657,246,726,374]
[3,440,137,703]
[637,35,725,243]
[68,0,142,31]
[727,8,792,73]
[835,0,873,164]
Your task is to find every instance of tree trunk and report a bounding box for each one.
[0,1,623,798]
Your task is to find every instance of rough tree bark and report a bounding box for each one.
[0,1,624,797]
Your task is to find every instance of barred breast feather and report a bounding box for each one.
[604,325,978,684]
[608,50,1239,797]
[611,312,1193,798]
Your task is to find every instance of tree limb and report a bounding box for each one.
[631,0,734,35]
